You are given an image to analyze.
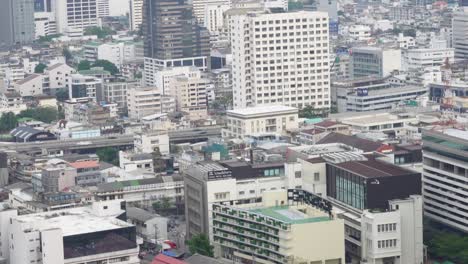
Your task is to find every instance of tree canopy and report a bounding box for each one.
[34,63,47,73]
[18,106,59,124]
[77,59,119,75]
[425,218,468,263]
[77,60,92,71]
[96,147,119,166]
[298,105,328,119]
[0,112,18,132]
[84,26,115,39]
[187,234,214,257]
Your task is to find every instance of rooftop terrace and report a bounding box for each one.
[249,205,330,225]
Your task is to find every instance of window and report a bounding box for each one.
[314,173,320,181]
[239,191,245,195]
[295,171,302,178]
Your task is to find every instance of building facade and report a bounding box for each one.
[452,7,468,60]
[230,11,331,109]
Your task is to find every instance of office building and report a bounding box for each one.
[299,152,423,263]
[142,0,211,61]
[0,0,35,48]
[351,47,402,78]
[34,11,57,38]
[55,0,99,35]
[223,105,299,139]
[127,86,168,119]
[129,0,143,31]
[230,11,330,109]
[102,80,137,113]
[422,129,468,232]
[184,160,302,239]
[452,7,468,60]
[2,201,140,264]
[403,48,454,71]
[212,191,345,264]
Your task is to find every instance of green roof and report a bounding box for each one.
[249,206,330,225]
[17,117,35,122]
[85,41,101,47]
[79,69,111,75]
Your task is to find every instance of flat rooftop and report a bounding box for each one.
[15,207,132,236]
[227,105,298,117]
[249,206,330,225]
[333,158,416,178]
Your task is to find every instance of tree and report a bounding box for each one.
[187,234,214,257]
[77,60,91,71]
[92,60,119,75]
[0,112,18,132]
[96,147,119,166]
[18,106,59,123]
[161,196,172,209]
[152,201,162,211]
[34,63,47,73]
[84,26,115,39]
[38,34,62,43]
[55,89,69,102]
[299,105,328,119]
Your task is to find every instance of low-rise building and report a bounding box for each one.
[403,48,454,71]
[134,130,170,155]
[212,191,345,264]
[68,74,103,101]
[126,207,168,243]
[14,74,44,97]
[127,87,164,119]
[351,47,402,78]
[223,105,299,139]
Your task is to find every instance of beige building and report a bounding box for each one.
[223,105,299,139]
[212,191,345,264]
[127,86,164,119]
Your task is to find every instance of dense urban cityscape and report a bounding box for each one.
[0,0,466,263]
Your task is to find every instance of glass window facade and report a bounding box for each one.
[327,165,366,210]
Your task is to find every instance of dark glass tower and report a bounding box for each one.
[143,0,210,60]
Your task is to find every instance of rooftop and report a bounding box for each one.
[14,206,131,236]
[227,105,298,117]
[69,160,100,169]
[249,205,330,224]
[317,133,383,153]
[333,158,416,178]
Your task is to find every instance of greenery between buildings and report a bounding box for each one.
[187,234,214,257]
[424,218,468,263]
[96,147,120,166]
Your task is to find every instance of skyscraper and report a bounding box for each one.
[129,0,144,31]
[453,7,468,60]
[0,0,35,48]
[230,11,331,109]
[143,0,210,60]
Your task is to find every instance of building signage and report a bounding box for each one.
[357,88,368,96]
[208,169,232,180]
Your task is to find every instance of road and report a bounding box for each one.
[0,127,222,153]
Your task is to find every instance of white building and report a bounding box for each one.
[34,12,57,38]
[127,86,164,119]
[422,129,468,232]
[452,7,468,60]
[223,105,298,139]
[192,0,230,24]
[403,48,454,71]
[97,0,110,17]
[0,92,26,115]
[351,47,402,78]
[55,0,99,35]
[2,200,140,264]
[204,3,230,36]
[44,63,75,91]
[134,130,170,155]
[4,67,25,88]
[126,207,168,243]
[129,0,143,31]
[348,25,372,41]
[361,196,424,264]
[230,11,330,109]
[68,74,102,101]
[14,74,44,97]
[85,41,142,67]
[397,33,416,49]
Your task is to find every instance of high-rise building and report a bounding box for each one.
[422,128,468,232]
[129,0,143,31]
[452,7,468,60]
[97,0,110,17]
[142,0,210,61]
[192,0,230,24]
[55,0,99,35]
[0,0,35,48]
[230,11,331,109]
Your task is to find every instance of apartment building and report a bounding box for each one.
[212,191,345,264]
[452,7,468,60]
[126,86,162,119]
[55,0,99,35]
[230,11,331,109]
[129,0,144,31]
[223,105,299,139]
[422,129,468,232]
